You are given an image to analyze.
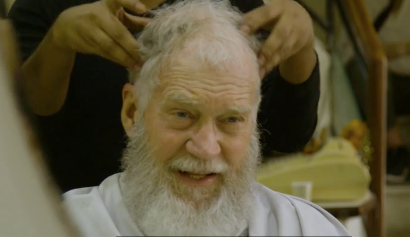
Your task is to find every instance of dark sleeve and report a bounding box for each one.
[258,58,320,155]
[7,0,93,62]
[230,0,264,13]
[230,0,320,154]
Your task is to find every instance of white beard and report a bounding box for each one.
[120,117,261,236]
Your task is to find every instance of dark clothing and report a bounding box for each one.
[387,72,410,128]
[386,73,410,183]
[8,0,320,192]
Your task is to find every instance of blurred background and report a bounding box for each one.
[1,0,410,237]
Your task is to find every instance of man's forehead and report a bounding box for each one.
[151,44,260,108]
[154,65,259,112]
[156,66,258,105]
[158,86,255,114]
[163,42,259,79]
[159,66,256,84]
[160,56,258,83]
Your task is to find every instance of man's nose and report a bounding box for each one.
[186,123,221,159]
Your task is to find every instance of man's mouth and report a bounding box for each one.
[178,170,217,180]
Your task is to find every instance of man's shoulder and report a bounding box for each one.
[62,174,122,237]
[255,183,321,210]
[254,183,324,216]
[63,186,95,198]
[255,183,351,236]
[63,173,121,207]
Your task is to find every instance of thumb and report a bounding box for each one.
[105,0,147,15]
[240,5,281,34]
[123,13,150,32]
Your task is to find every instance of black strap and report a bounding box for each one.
[374,0,397,32]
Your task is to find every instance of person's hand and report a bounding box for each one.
[241,0,314,78]
[50,0,150,69]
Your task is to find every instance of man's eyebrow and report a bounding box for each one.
[224,105,253,115]
[161,92,200,106]
[161,92,253,114]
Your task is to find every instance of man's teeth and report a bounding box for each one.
[188,174,207,179]
[179,171,214,179]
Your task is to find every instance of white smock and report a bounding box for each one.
[63,173,351,237]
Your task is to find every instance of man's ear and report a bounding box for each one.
[121,83,138,138]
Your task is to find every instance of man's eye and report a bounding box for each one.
[175,111,189,118]
[226,117,241,123]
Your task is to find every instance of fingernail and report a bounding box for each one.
[136,3,147,13]
[258,55,266,66]
[240,25,250,34]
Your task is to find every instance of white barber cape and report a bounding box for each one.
[63,174,351,237]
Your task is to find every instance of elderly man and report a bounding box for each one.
[10,0,319,192]
[63,1,350,236]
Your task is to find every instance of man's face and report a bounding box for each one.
[141,50,259,200]
[121,46,261,235]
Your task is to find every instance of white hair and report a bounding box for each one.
[130,0,262,112]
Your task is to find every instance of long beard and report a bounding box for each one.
[120,117,261,236]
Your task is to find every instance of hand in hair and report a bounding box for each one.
[49,0,150,69]
[240,0,316,84]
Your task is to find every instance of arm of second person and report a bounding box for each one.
[9,0,147,116]
[8,0,76,116]
[258,57,320,154]
[21,32,75,116]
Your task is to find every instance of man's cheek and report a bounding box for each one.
[152,130,187,161]
[223,139,251,168]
